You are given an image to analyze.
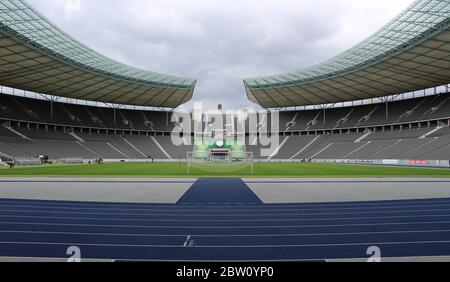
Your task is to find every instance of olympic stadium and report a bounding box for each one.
[0,0,449,263]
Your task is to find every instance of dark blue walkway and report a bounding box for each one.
[176,178,263,205]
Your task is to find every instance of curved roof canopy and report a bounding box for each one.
[244,0,450,108]
[0,0,196,108]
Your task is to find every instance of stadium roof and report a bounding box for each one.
[244,0,450,108]
[0,0,196,108]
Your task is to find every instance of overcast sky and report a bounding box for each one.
[27,0,414,110]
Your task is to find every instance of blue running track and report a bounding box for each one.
[1,178,450,261]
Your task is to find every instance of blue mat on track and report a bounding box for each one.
[176,178,263,205]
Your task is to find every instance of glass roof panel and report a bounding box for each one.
[0,0,196,89]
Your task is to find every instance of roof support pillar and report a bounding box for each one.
[106,103,122,125]
[380,94,399,121]
[385,101,389,121]
[318,104,333,126]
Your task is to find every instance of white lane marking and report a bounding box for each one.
[0,256,320,262]
[1,229,450,238]
[1,213,449,222]
[1,220,450,229]
[1,240,450,248]
[0,180,196,183]
[0,256,114,262]
[1,207,450,217]
[0,201,450,212]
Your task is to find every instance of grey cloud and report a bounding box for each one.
[27,0,414,110]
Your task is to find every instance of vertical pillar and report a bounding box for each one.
[50,99,53,120]
[385,101,389,121]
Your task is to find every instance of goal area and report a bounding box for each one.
[186,150,254,175]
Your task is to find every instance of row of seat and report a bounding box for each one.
[1,93,449,133]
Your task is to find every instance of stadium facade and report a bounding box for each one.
[0,0,449,165]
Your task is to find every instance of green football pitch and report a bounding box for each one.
[1,162,450,178]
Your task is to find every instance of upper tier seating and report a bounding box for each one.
[1,93,449,160]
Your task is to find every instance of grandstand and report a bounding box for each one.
[0,1,196,108]
[0,0,447,165]
[0,0,195,163]
[242,0,450,165]
[1,92,450,162]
